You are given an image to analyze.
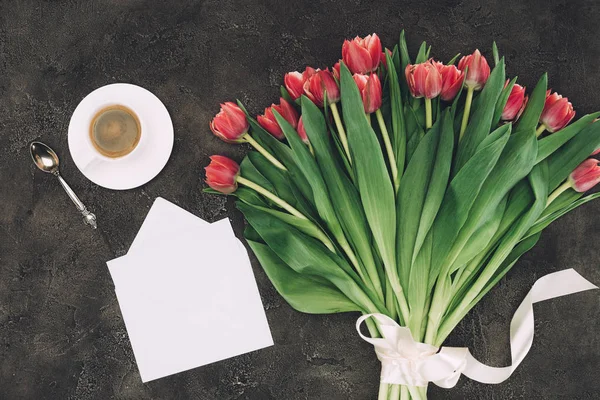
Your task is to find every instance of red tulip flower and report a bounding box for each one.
[458,49,490,91]
[304,69,340,107]
[457,50,491,138]
[540,90,576,133]
[284,67,318,100]
[257,98,299,140]
[297,116,309,144]
[210,102,249,143]
[435,63,464,102]
[592,148,600,156]
[405,61,443,99]
[342,34,382,74]
[502,81,528,122]
[569,158,600,192]
[353,73,382,113]
[204,155,240,194]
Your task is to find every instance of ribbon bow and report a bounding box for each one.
[356,269,597,388]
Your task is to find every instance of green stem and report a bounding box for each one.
[238,176,305,219]
[425,98,433,130]
[376,109,400,193]
[244,134,287,171]
[331,102,352,164]
[370,319,392,400]
[385,277,398,321]
[546,180,571,207]
[365,317,381,339]
[451,254,484,301]
[378,383,390,400]
[393,281,411,327]
[399,386,409,400]
[418,296,432,342]
[535,124,546,137]
[423,274,449,346]
[390,385,401,400]
[238,176,337,253]
[459,86,475,140]
[339,241,374,292]
[408,386,425,400]
[436,238,523,347]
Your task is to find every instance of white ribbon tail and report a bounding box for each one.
[356,268,598,388]
[461,268,597,384]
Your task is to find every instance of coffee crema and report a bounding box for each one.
[89,105,141,158]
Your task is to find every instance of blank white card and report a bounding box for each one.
[107,198,273,382]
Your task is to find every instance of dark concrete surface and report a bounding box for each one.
[1,0,599,399]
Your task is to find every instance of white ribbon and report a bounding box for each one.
[356,269,597,388]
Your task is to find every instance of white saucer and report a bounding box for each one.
[68,83,174,190]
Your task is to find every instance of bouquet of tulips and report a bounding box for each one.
[204,31,600,399]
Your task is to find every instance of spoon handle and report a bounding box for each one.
[56,173,97,229]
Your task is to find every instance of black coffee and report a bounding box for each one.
[90,105,141,158]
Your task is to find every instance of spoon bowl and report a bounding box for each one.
[30,141,60,174]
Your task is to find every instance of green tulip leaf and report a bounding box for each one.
[385,51,407,174]
[240,156,276,193]
[492,76,517,126]
[247,239,361,314]
[246,151,318,222]
[536,113,600,164]
[238,201,386,315]
[339,62,398,289]
[492,41,500,66]
[547,119,600,191]
[429,123,510,288]
[514,73,547,135]
[524,191,600,240]
[301,97,384,300]
[398,30,411,102]
[237,100,314,203]
[271,108,352,257]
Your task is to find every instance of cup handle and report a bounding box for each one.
[80,156,103,172]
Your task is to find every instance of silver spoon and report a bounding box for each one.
[30,141,97,229]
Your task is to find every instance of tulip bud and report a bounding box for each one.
[284,72,304,100]
[332,61,341,81]
[353,73,382,113]
[569,158,600,192]
[380,48,393,69]
[502,81,528,122]
[257,98,299,140]
[304,69,340,107]
[435,62,464,102]
[204,155,240,194]
[342,34,382,74]
[540,90,576,132]
[458,49,490,91]
[405,60,443,99]
[284,67,318,100]
[210,102,249,143]
[297,116,309,144]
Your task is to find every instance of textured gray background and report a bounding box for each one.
[1,0,599,399]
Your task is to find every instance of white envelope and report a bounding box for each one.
[107,198,273,382]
